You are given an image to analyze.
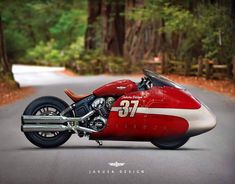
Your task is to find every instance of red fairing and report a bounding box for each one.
[99,86,200,109]
[161,86,201,109]
[91,113,189,141]
[93,80,138,97]
[90,87,200,140]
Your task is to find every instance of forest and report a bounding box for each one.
[0,0,235,82]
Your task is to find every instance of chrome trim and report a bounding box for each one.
[22,124,69,132]
[22,110,95,124]
[21,110,97,133]
[75,126,97,133]
[22,124,97,133]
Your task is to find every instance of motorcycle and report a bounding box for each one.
[21,69,216,149]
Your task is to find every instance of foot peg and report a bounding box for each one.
[96,140,103,146]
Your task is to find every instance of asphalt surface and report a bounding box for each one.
[0,65,234,184]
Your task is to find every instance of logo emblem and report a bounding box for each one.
[117,86,126,90]
[108,161,125,167]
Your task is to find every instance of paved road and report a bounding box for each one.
[0,65,234,184]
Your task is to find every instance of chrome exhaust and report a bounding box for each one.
[22,110,95,124]
[22,124,97,133]
[22,124,69,132]
[21,110,97,133]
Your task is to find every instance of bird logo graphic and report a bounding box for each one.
[108,161,125,167]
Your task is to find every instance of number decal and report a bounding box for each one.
[129,100,139,117]
[118,100,139,117]
[118,100,130,117]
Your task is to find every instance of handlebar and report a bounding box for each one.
[138,77,152,90]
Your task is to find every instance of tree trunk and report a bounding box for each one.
[232,55,235,81]
[0,13,13,79]
[85,0,102,50]
[101,0,125,56]
[232,0,235,21]
[85,0,125,56]
[124,0,162,67]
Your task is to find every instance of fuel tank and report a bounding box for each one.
[93,80,138,97]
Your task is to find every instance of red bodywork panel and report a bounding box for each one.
[93,80,138,97]
[91,113,189,141]
[161,86,201,109]
[90,86,200,140]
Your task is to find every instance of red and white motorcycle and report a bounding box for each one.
[21,69,216,149]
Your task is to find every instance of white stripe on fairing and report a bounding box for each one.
[111,105,216,135]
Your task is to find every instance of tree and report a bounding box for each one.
[85,0,125,56]
[101,0,125,56]
[0,13,13,80]
[85,0,102,50]
[124,0,163,66]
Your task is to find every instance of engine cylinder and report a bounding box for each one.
[91,98,109,117]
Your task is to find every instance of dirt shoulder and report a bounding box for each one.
[0,82,35,106]
[164,74,235,99]
[56,69,78,77]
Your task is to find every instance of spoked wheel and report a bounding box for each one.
[151,137,189,150]
[23,96,73,148]
[34,106,61,139]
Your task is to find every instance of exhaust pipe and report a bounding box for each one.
[22,124,69,132]
[21,110,97,133]
[22,124,97,133]
[22,110,95,124]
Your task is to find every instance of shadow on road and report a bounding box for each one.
[15,146,208,151]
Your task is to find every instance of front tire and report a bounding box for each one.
[151,137,189,150]
[23,96,73,148]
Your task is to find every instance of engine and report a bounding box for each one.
[89,97,115,131]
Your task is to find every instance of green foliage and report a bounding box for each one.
[25,40,65,66]
[88,16,103,49]
[178,4,234,63]
[126,1,160,21]
[127,1,235,64]
[77,51,132,75]
[25,37,85,66]
[4,30,32,58]
[50,9,87,48]
[160,6,194,33]
[1,0,234,76]
[67,37,84,60]
[2,0,87,62]
[196,4,234,62]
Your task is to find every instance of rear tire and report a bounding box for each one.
[151,137,189,150]
[23,96,73,148]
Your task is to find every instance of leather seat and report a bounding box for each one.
[64,89,86,102]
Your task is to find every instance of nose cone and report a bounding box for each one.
[198,106,216,133]
[187,104,216,137]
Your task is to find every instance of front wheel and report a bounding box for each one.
[23,96,73,148]
[151,137,189,150]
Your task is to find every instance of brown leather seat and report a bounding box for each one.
[64,89,87,102]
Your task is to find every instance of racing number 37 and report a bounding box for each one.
[118,100,139,117]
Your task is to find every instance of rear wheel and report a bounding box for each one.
[151,137,189,150]
[23,96,73,148]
